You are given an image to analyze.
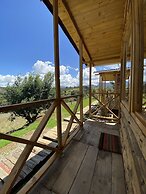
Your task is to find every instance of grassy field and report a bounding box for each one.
[0,98,89,148]
[0,113,26,134]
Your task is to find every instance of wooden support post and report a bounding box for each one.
[99,75,102,102]
[121,45,126,100]
[79,39,83,124]
[53,0,62,148]
[131,0,144,112]
[89,63,92,116]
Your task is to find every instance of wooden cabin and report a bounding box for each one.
[0,0,146,193]
[91,69,130,119]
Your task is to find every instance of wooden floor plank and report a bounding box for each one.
[112,153,126,194]
[51,142,88,194]
[80,122,100,147]
[73,128,85,141]
[28,121,126,194]
[89,151,112,194]
[29,140,87,193]
[69,146,98,194]
[29,183,52,194]
[85,120,120,136]
[42,141,82,190]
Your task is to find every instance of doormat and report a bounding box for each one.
[98,133,121,154]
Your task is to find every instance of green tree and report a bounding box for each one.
[5,73,54,124]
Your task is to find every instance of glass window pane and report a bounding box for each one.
[125,44,131,103]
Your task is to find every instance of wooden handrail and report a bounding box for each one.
[0,95,80,113]
[92,92,120,95]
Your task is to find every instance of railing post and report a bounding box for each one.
[53,0,62,148]
[79,39,83,125]
[89,63,92,116]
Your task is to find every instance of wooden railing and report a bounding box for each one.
[90,92,120,121]
[0,94,82,193]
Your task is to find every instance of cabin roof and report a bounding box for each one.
[43,0,125,66]
[94,68,130,81]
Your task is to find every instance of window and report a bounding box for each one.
[124,40,132,103]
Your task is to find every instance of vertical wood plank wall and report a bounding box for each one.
[120,1,146,194]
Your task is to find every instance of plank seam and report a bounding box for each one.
[68,145,89,193]
[88,148,99,194]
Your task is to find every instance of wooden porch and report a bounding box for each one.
[0,0,146,193]
[28,120,126,194]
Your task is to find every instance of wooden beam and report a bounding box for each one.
[43,0,80,55]
[43,136,58,143]
[93,92,119,95]
[63,118,77,123]
[53,0,62,148]
[0,98,55,113]
[63,97,81,145]
[0,100,57,194]
[83,55,120,65]
[62,0,92,61]
[0,133,58,152]
[91,114,118,121]
[92,94,119,119]
[0,95,80,113]
[131,0,144,112]
[61,100,82,126]
[79,39,83,124]
[61,94,80,99]
[89,63,92,116]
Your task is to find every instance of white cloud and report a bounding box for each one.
[2,60,146,88]
[0,75,16,87]
[33,60,55,74]
[67,66,79,72]
[60,65,69,75]
[0,60,99,87]
[77,67,98,86]
[60,74,79,87]
[75,68,79,71]
[33,61,100,87]
[33,60,70,75]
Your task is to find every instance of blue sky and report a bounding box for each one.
[0,0,81,86]
[0,0,78,74]
[0,0,120,87]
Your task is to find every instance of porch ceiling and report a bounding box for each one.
[43,0,125,66]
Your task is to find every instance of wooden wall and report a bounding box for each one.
[120,0,146,194]
[120,103,146,194]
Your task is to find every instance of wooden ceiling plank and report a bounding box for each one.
[44,0,125,66]
[62,0,92,61]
